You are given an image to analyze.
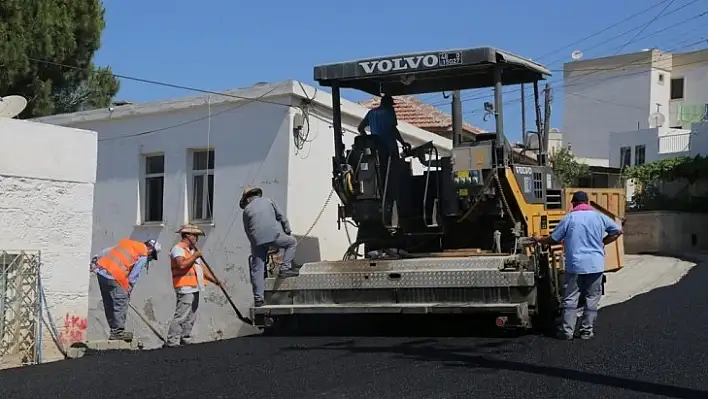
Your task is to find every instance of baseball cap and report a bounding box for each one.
[145,239,162,260]
[571,191,589,203]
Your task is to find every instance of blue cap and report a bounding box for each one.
[571,191,588,203]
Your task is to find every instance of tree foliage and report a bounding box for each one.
[550,148,591,187]
[622,155,708,186]
[0,0,119,118]
[622,155,708,212]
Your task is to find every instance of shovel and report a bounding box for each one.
[195,250,253,325]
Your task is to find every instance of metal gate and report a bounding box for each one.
[0,251,41,365]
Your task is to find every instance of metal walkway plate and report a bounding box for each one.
[251,302,529,316]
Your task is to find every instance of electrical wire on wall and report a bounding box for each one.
[293,81,317,157]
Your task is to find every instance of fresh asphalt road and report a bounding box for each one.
[2,262,708,399]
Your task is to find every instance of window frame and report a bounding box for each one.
[619,146,632,169]
[634,144,646,166]
[188,148,215,222]
[670,77,684,100]
[140,153,165,224]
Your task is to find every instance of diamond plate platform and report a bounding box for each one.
[265,255,534,291]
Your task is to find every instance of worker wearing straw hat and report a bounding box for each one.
[240,186,298,308]
[165,224,219,347]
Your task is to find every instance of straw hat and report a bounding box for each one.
[175,224,204,236]
[239,186,263,209]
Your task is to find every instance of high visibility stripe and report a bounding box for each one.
[96,239,143,290]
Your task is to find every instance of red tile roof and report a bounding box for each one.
[359,96,484,138]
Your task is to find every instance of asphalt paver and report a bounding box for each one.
[2,260,708,399]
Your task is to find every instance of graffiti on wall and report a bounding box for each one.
[58,313,88,346]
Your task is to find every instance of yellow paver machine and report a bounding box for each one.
[252,47,575,333]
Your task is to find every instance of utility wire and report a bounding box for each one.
[445,0,704,106]
[26,57,295,109]
[440,22,708,110]
[418,0,677,102]
[614,0,677,55]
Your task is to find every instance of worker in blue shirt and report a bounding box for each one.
[358,94,411,226]
[533,191,623,340]
[358,94,411,156]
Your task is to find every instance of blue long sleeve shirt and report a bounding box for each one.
[92,247,148,285]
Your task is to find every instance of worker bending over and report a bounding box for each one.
[92,238,161,341]
[166,224,220,347]
[533,191,622,340]
[240,187,298,307]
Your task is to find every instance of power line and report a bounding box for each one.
[446,0,704,106]
[459,39,708,119]
[26,57,295,109]
[417,0,676,103]
[614,0,677,54]
[442,24,707,110]
[97,83,286,142]
[534,0,675,61]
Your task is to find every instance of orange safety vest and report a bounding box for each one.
[96,238,149,291]
[170,242,204,289]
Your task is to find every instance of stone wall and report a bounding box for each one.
[623,211,708,254]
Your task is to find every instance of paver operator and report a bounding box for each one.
[240,186,298,307]
[532,191,623,340]
[357,94,411,159]
[91,238,161,341]
[166,224,220,348]
[357,94,411,223]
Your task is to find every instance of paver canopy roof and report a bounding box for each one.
[314,47,551,96]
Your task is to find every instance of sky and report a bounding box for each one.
[95,0,707,143]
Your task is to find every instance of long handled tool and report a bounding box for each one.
[197,252,253,325]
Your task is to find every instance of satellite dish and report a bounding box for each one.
[648,111,666,128]
[0,95,28,118]
[571,50,584,60]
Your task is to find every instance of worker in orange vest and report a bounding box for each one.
[92,238,161,341]
[165,224,220,347]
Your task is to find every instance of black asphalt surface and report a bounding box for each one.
[2,260,708,399]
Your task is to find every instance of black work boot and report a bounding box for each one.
[109,330,134,341]
[254,299,265,307]
[278,268,299,278]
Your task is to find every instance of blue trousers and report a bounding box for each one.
[560,272,603,338]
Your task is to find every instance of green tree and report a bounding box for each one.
[550,148,590,187]
[0,0,119,118]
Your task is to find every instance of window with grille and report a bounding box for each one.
[189,149,215,221]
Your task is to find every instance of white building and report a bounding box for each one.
[0,118,96,363]
[562,48,708,167]
[34,80,452,348]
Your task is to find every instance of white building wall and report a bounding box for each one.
[668,51,708,128]
[563,67,653,160]
[0,118,96,360]
[59,98,291,346]
[34,80,452,348]
[608,127,693,168]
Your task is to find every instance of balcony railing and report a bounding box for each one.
[658,133,691,154]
